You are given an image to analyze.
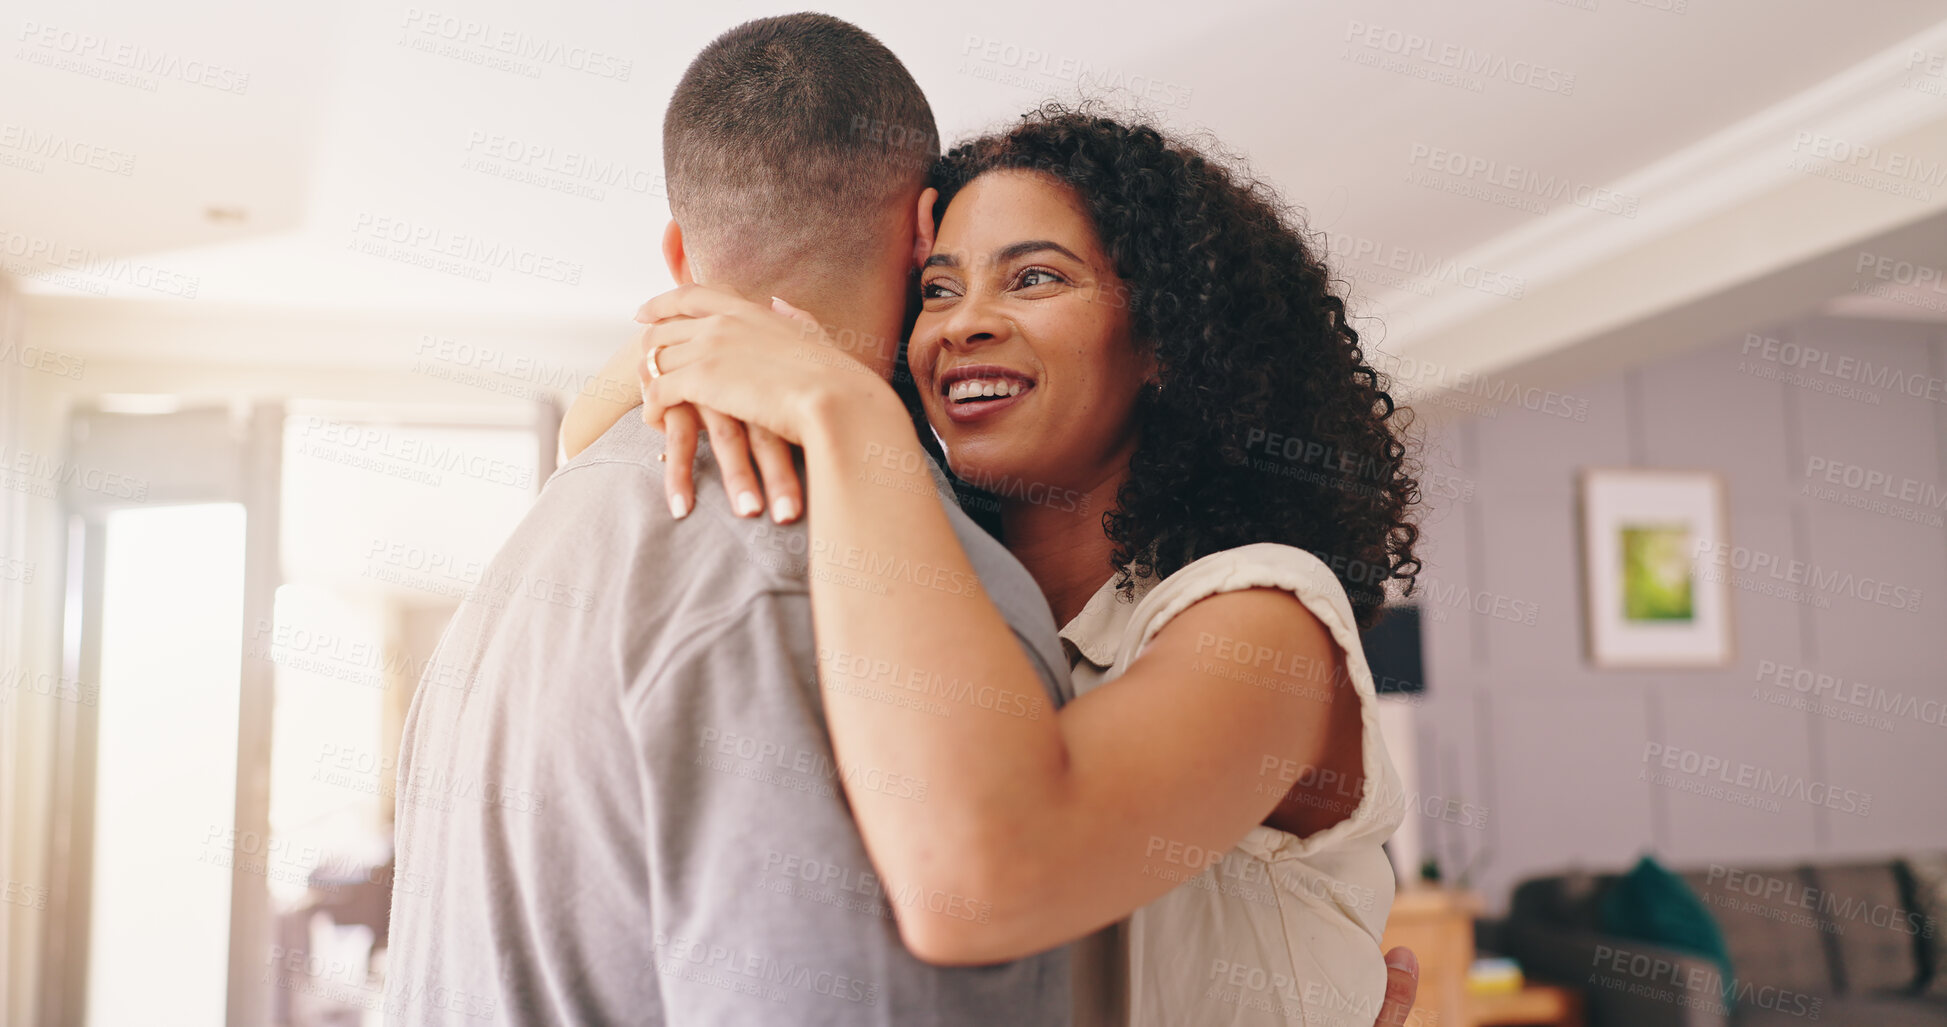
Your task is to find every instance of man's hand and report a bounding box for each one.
[1375,947,1420,1027]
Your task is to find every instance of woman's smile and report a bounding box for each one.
[937,363,1038,423]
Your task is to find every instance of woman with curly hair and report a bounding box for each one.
[564,106,1421,1026]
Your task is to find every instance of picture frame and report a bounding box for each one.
[1578,468,1734,669]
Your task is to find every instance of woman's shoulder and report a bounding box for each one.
[1119,543,1360,666]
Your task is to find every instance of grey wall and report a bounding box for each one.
[1408,314,1947,911]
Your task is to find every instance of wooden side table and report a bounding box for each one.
[1379,889,1584,1027]
[1469,984,1584,1027]
[1379,888,1478,1027]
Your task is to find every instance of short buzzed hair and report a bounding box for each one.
[663,13,939,279]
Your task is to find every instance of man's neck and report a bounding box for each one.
[703,268,907,383]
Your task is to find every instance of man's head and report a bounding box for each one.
[662,13,939,311]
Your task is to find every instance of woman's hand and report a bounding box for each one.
[557,327,808,523]
[635,284,888,451]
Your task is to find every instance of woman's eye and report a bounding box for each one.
[920,279,960,300]
[1015,267,1064,289]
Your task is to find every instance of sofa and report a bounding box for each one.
[1500,855,1947,1026]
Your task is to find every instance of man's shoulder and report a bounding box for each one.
[540,414,808,596]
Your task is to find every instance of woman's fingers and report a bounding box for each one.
[699,408,765,518]
[746,425,803,523]
[661,404,701,520]
[1375,947,1419,1027]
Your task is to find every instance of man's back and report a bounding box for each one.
[386,414,1073,1024]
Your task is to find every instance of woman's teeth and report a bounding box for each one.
[947,378,1027,403]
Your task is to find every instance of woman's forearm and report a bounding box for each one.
[798,388,1078,957]
[558,341,642,461]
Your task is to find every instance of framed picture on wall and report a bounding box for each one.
[1578,468,1734,668]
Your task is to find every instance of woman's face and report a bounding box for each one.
[909,171,1153,499]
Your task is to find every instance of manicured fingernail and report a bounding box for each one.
[669,493,690,520]
[735,491,763,517]
[771,496,798,523]
[1384,948,1418,975]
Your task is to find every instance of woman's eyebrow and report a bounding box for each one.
[995,240,1083,265]
[921,240,1086,272]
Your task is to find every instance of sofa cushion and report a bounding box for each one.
[1682,864,1834,993]
[1509,867,1610,932]
[1739,993,1947,1027]
[1810,862,1924,994]
[1599,855,1736,989]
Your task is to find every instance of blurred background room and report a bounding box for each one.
[4,1,1947,1024]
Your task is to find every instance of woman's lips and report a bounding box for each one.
[937,365,1037,426]
[941,382,1035,424]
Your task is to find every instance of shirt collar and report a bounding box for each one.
[1057,567,1161,670]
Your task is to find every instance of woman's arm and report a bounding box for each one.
[558,331,804,522]
[557,337,643,463]
[641,285,1361,964]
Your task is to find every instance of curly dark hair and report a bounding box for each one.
[922,103,1421,626]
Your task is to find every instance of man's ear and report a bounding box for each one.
[911,187,939,271]
[662,220,696,285]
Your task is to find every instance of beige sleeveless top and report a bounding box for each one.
[1060,543,1405,1027]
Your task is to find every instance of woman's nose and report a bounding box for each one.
[939,293,1011,351]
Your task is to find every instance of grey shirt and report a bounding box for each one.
[386,413,1074,1025]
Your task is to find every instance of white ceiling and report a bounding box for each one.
[4,0,1947,368]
